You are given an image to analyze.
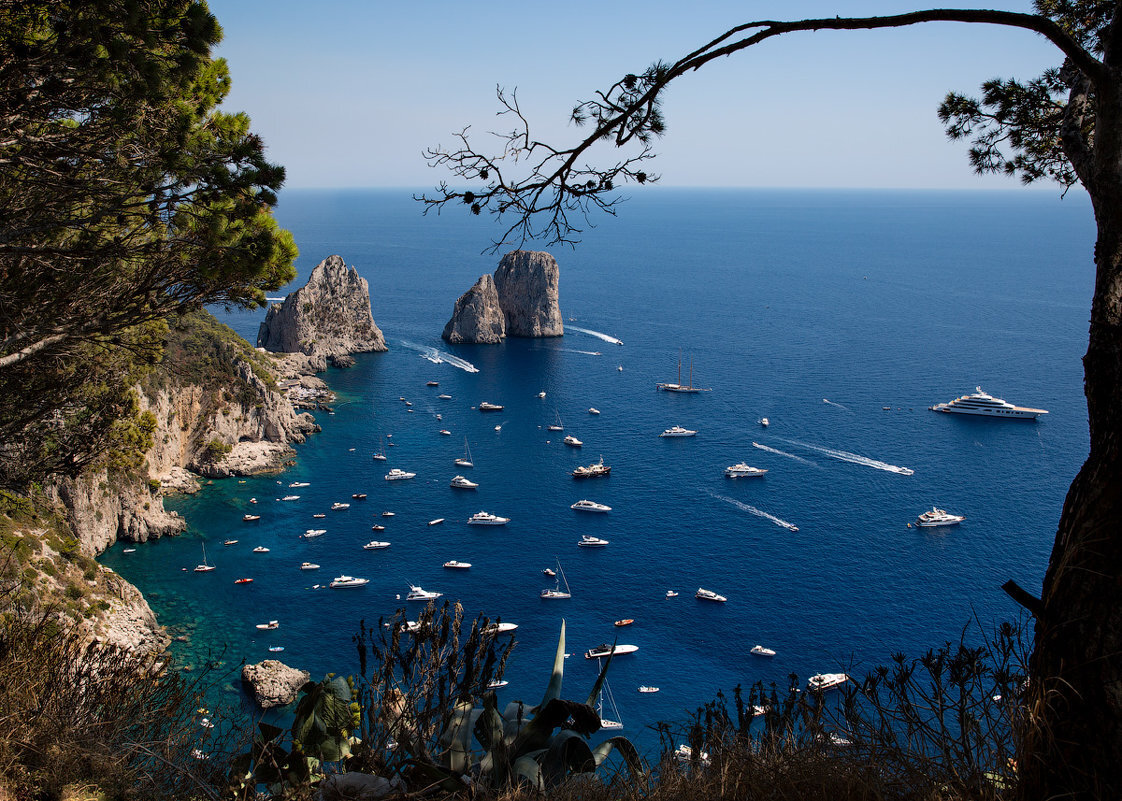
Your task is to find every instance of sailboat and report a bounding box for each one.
[596,660,624,730]
[454,438,474,468]
[194,543,215,573]
[540,560,571,599]
[656,349,711,393]
[547,411,564,432]
[372,437,387,461]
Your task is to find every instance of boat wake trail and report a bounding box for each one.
[707,490,799,532]
[751,442,819,467]
[780,439,914,475]
[822,398,852,412]
[567,326,624,346]
[398,341,480,373]
[558,347,603,356]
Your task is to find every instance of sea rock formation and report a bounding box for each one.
[242,660,311,708]
[442,250,564,343]
[257,255,387,365]
[442,274,506,344]
[493,250,564,337]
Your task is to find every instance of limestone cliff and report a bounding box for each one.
[442,274,506,344]
[494,250,564,338]
[257,254,387,365]
[442,250,564,343]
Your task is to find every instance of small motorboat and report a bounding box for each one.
[638,686,660,693]
[289,481,310,488]
[382,511,395,517]
[281,495,300,501]
[351,493,367,500]
[613,618,634,627]
[331,502,351,510]
[223,539,238,546]
[371,524,385,531]
[300,562,320,570]
[438,394,452,399]
[428,518,445,526]
[750,644,777,657]
[268,646,285,652]
[255,620,279,630]
[426,381,439,387]
[443,560,472,569]
[666,590,678,598]
[249,498,257,504]
[439,429,451,436]
[363,541,391,550]
[303,529,325,538]
[542,568,556,577]
[252,546,269,554]
[487,679,510,689]
[759,417,769,427]
[589,408,600,415]
[122,547,136,553]
[234,578,253,585]
[312,513,326,519]
[242,514,260,522]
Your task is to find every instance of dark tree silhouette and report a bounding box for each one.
[421,4,1122,798]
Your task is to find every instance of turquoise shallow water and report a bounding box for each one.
[99,187,1094,754]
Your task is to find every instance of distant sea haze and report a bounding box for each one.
[104,188,1094,754]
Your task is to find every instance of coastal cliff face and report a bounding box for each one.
[442,250,563,343]
[442,274,506,344]
[257,254,387,364]
[494,250,564,338]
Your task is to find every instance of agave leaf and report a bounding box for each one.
[503,700,529,741]
[584,646,616,707]
[407,760,472,793]
[539,619,566,708]
[512,753,544,790]
[593,735,646,783]
[509,698,600,759]
[438,700,476,772]
[475,693,509,777]
[541,729,596,786]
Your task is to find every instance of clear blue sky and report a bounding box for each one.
[208,1,1063,190]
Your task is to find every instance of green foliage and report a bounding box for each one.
[203,439,232,463]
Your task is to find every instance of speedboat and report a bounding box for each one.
[614,618,634,627]
[915,507,966,527]
[329,575,369,588]
[571,499,611,512]
[695,587,727,602]
[808,673,851,691]
[589,408,600,415]
[483,621,518,634]
[371,524,385,531]
[572,456,611,478]
[281,495,300,501]
[223,539,238,546]
[385,468,416,481]
[439,429,451,436]
[725,463,768,478]
[659,425,697,438]
[578,535,609,547]
[467,511,510,525]
[252,546,269,553]
[666,590,678,598]
[542,568,556,576]
[123,547,136,553]
[405,584,443,601]
[242,514,260,522]
[255,620,279,630]
[330,502,350,510]
[351,493,367,500]
[759,417,769,427]
[585,643,638,659]
[443,560,471,569]
[563,435,583,447]
[426,381,439,387]
[638,686,659,693]
[300,562,320,570]
[382,511,395,517]
[363,541,391,550]
[930,387,1048,418]
[289,481,310,488]
[312,513,326,519]
[438,394,452,400]
[428,518,445,526]
[538,391,546,398]
[249,498,257,504]
[478,401,503,412]
[303,529,326,538]
[750,644,777,657]
[674,745,711,766]
[268,646,285,653]
[234,578,253,584]
[450,475,478,489]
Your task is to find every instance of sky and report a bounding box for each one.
[207,1,1065,190]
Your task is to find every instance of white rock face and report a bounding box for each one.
[493,250,564,337]
[257,255,387,364]
[242,660,311,708]
[442,274,506,344]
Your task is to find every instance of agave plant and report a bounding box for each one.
[410,620,645,792]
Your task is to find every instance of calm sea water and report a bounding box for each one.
[100,188,1094,753]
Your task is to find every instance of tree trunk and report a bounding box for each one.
[1020,187,1122,797]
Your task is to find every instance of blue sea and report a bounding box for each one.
[99,187,1094,754]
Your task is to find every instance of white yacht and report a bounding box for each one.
[443,560,472,569]
[478,401,504,412]
[252,546,269,553]
[695,587,727,602]
[450,475,478,489]
[538,391,547,398]
[300,562,320,570]
[571,499,611,513]
[439,429,451,436]
[750,644,777,657]
[725,463,767,478]
[330,502,350,511]
[665,590,678,598]
[638,686,660,693]
[584,643,638,659]
[808,673,851,692]
[563,434,583,447]
[405,584,443,601]
[255,620,279,630]
[572,456,611,478]
[547,411,564,431]
[382,511,395,517]
[931,387,1048,418]
[467,511,510,526]
[242,514,260,522]
[483,621,518,634]
[385,468,416,481]
[577,535,610,548]
[915,507,966,527]
[281,495,300,501]
[438,394,452,400]
[363,541,391,550]
[660,425,697,438]
[588,407,600,415]
[428,518,445,526]
[289,481,310,488]
[329,575,369,588]
[303,529,326,538]
[759,417,769,427]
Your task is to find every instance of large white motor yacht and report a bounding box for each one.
[450,475,478,489]
[467,511,510,526]
[385,468,416,481]
[750,644,777,657]
[577,535,610,548]
[930,387,1048,418]
[329,575,369,588]
[660,425,698,438]
[725,463,768,478]
[563,435,583,447]
[571,499,611,513]
[405,584,443,601]
[584,643,638,659]
[807,673,850,691]
[478,401,504,412]
[363,541,391,550]
[695,587,727,602]
[915,507,966,527]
